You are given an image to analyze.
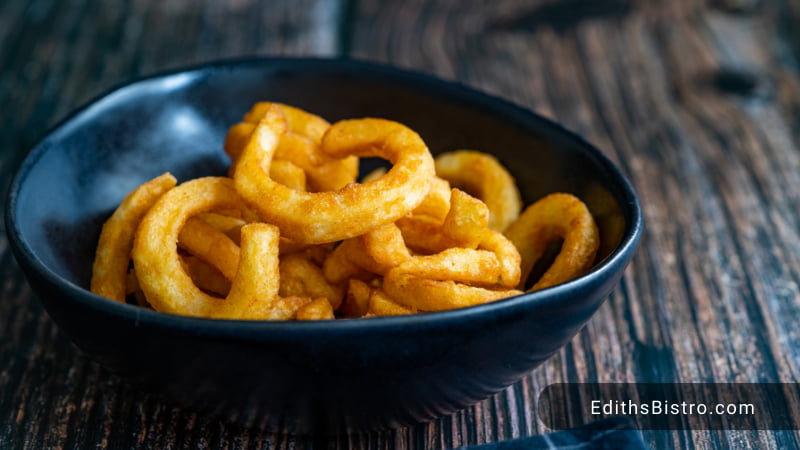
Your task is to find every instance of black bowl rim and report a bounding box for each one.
[5,56,643,336]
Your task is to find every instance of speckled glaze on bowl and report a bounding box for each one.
[5,58,642,434]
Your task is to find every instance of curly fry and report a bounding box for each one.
[234,109,435,244]
[504,193,599,291]
[91,173,177,302]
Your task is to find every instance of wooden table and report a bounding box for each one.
[2,0,800,448]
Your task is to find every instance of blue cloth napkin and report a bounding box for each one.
[460,416,649,450]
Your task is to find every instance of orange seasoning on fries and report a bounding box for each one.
[90,103,600,319]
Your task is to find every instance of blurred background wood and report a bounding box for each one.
[2,0,800,448]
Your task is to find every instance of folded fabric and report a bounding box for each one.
[460,416,649,450]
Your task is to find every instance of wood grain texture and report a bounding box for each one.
[0,1,343,449]
[350,0,800,448]
[2,0,800,448]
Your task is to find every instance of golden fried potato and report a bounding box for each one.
[435,150,522,231]
[296,298,335,320]
[178,216,241,281]
[340,279,373,318]
[132,177,255,316]
[94,102,600,321]
[441,189,489,249]
[367,290,417,317]
[504,193,599,291]
[234,111,435,244]
[91,173,177,302]
[280,253,345,309]
[180,255,231,297]
[196,212,245,245]
[383,269,523,312]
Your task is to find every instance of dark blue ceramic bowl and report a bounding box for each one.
[5,58,642,433]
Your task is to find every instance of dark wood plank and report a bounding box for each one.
[346,0,800,448]
[0,1,345,449]
[3,0,800,448]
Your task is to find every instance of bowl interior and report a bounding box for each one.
[10,58,637,307]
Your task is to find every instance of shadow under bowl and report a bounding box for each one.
[5,57,642,434]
